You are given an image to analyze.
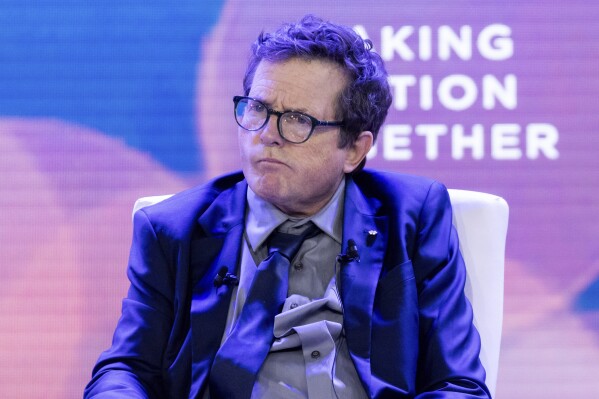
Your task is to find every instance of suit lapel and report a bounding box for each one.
[189,181,247,398]
[340,177,388,393]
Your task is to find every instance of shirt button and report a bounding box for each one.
[294,262,303,271]
[311,350,320,359]
[290,303,299,309]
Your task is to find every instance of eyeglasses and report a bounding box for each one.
[233,96,344,144]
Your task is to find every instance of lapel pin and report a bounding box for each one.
[365,229,378,247]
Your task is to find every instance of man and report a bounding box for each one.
[85,15,490,398]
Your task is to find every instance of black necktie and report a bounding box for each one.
[209,222,319,399]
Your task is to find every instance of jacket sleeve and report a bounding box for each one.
[84,209,175,399]
[412,181,492,398]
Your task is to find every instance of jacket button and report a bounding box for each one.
[311,350,320,359]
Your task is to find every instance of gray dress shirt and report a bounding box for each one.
[219,179,367,398]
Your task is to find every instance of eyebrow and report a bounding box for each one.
[253,96,312,115]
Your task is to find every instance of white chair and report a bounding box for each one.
[447,189,508,397]
[133,189,508,397]
[132,194,174,215]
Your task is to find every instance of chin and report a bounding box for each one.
[248,173,287,202]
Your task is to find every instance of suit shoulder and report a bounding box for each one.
[136,171,245,234]
[352,169,444,203]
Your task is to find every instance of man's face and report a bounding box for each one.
[238,58,362,217]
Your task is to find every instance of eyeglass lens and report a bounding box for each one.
[235,97,313,143]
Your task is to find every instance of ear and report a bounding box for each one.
[343,131,374,173]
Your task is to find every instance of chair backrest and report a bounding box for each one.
[133,194,173,215]
[133,189,508,397]
[447,189,508,397]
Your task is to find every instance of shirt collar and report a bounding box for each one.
[246,178,345,251]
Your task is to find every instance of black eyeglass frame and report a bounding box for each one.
[233,96,344,144]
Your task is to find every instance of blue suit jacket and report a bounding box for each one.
[85,170,490,398]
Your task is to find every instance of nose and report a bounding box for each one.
[259,114,283,146]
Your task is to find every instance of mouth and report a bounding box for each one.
[254,157,291,172]
[257,157,286,166]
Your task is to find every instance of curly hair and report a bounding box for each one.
[242,15,392,168]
